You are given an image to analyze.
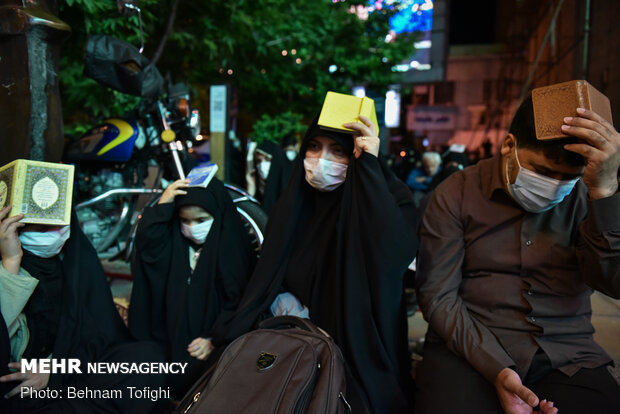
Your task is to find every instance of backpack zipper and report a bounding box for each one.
[183,391,201,413]
[293,363,319,413]
[339,392,352,411]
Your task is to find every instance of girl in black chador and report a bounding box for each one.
[129,177,254,398]
[209,115,418,413]
[0,207,165,413]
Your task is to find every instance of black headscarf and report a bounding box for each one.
[212,118,417,413]
[129,177,254,395]
[254,140,293,213]
[0,212,130,398]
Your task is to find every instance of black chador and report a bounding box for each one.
[0,213,165,413]
[254,140,293,213]
[129,177,254,397]
[211,119,418,413]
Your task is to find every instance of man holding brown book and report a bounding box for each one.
[415,81,620,414]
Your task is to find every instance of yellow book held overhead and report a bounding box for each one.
[318,91,379,134]
[0,159,74,225]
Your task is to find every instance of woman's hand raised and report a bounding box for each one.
[344,115,380,159]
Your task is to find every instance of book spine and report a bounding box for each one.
[359,98,371,120]
[64,167,75,224]
[12,161,25,217]
[357,98,365,123]
[576,80,588,110]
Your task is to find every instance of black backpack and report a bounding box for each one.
[176,316,351,414]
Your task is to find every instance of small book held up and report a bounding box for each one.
[318,91,379,135]
[0,159,75,225]
[186,163,219,188]
[532,80,613,140]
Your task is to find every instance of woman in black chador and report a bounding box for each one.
[0,207,165,413]
[210,115,418,413]
[129,177,254,397]
[248,140,293,214]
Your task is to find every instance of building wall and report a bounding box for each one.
[403,0,619,157]
[524,0,619,123]
[409,46,519,154]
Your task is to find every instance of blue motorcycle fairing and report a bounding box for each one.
[65,118,139,162]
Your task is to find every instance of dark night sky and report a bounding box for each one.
[449,0,497,45]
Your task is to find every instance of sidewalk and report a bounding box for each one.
[408,291,620,384]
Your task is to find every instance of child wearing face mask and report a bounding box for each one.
[0,206,166,413]
[128,176,255,398]
[209,115,418,413]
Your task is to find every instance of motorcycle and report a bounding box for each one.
[64,32,266,262]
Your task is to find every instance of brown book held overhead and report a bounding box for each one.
[532,80,613,140]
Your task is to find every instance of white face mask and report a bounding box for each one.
[180,218,214,244]
[256,160,271,180]
[303,157,348,192]
[286,150,297,161]
[19,226,71,258]
[506,147,579,213]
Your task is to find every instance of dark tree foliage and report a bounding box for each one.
[58,0,417,136]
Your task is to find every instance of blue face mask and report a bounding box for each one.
[506,146,579,213]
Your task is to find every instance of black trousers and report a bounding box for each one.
[415,341,620,414]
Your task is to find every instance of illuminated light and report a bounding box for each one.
[414,40,432,49]
[423,138,429,147]
[291,49,297,55]
[410,60,420,68]
[195,134,204,141]
[295,58,302,64]
[260,68,266,74]
[329,64,338,73]
[227,69,233,75]
[187,142,193,149]
[391,64,409,72]
[218,68,224,74]
[350,4,369,20]
[385,34,393,42]
[421,0,434,11]
[282,50,288,56]
[400,151,406,157]
[352,86,365,98]
[418,63,431,70]
[412,4,419,12]
[385,88,401,128]
[382,57,388,63]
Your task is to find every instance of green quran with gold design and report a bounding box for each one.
[0,159,74,225]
